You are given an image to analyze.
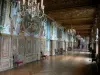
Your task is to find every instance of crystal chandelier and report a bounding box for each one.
[17,0,45,19]
[67,23,76,35]
[76,35,81,39]
[67,13,76,35]
[67,28,76,35]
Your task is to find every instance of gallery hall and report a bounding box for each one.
[0,0,100,75]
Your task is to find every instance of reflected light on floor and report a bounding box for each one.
[62,55,91,65]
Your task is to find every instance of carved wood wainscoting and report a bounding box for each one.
[17,37,25,64]
[32,38,37,61]
[0,36,1,71]
[11,36,18,68]
[0,34,46,71]
[40,39,46,55]
[0,35,11,71]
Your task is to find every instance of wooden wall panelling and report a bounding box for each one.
[35,39,37,60]
[25,38,33,63]
[35,39,38,61]
[38,39,41,60]
[35,39,40,60]
[52,40,57,55]
[43,40,46,52]
[40,39,42,52]
[11,36,18,68]
[32,38,36,61]
[0,36,2,71]
[33,38,37,61]
[40,39,44,52]
[30,38,34,61]
[18,37,25,64]
[0,35,11,71]
[0,59,11,71]
[44,40,46,52]
[40,39,47,55]
[32,39,35,61]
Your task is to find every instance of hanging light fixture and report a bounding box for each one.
[67,13,76,35]
[17,0,45,19]
[76,32,82,40]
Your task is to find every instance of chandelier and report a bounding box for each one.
[67,23,76,35]
[76,35,81,39]
[67,13,76,35]
[67,28,76,35]
[17,0,45,19]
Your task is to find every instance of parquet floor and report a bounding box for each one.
[0,51,98,75]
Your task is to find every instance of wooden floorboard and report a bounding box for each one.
[0,52,98,75]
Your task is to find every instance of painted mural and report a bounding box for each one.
[39,21,47,38]
[45,21,50,52]
[53,22,57,40]
[50,22,53,39]
[57,27,63,38]
[46,21,50,40]
[0,0,8,34]
[9,1,22,35]
[50,22,58,40]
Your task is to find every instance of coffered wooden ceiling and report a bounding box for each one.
[42,0,99,36]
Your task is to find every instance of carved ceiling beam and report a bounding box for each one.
[48,7,95,16]
[55,17,94,21]
[76,29,90,32]
[63,24,92,27]
[48,9,96,20]
[76,30,91,36]
[47,6,95,12]
[61,22,93,25]
[44,0,90,5]
[76,31,91,35]
[76,33,90,36]
[77,32,90,34]
[75,29,91,31]
[66,27,91,30]
[62,24,93,26]
[57,18,94,25]
[44,0,96,12]
[53,17,95,20]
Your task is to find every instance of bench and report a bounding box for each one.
[15,60,23,67]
